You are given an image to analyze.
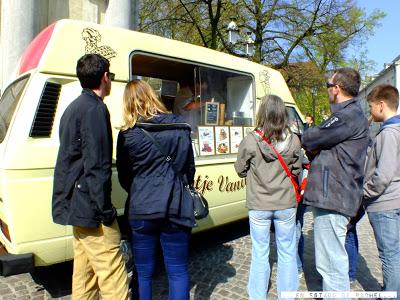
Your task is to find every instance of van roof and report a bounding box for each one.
[19,20,277,79]
[18,19,295,104]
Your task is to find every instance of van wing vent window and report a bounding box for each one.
[29,82,61,137]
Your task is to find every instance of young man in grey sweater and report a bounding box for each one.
[364,84,400,299]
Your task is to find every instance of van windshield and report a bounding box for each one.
[0,76,29,143]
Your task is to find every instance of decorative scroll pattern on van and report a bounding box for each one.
[82,28,117,60]
[260,70,271,95]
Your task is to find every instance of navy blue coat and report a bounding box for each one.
[302,98,369,217]
[52,89,116,228]
[116,113,196,228]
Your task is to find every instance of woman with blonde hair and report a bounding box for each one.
[235,94,301,300]
[116,80,195,300]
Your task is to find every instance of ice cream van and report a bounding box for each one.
[0,19,304,275]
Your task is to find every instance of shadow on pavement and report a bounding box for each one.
[266,230,321,295]
[190,219,250,299]
[301,227,322,292]
[152,218,249,300]
[356,254,382,291]
[190,244,235,300]
[31,260,73,298]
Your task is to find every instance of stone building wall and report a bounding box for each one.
[0,0,131,91]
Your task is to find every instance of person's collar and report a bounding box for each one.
[330,97,357,113]
[82,88,103,102]
[382,114,400,127]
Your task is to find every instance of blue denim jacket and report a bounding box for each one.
[301,98,369,217]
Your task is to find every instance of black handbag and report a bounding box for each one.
[187,185,209,219]
[140,128,209,220]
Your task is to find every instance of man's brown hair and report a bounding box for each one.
[367,84,399,111]
[332,68,361,97]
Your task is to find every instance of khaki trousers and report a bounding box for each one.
[72,220,129,300]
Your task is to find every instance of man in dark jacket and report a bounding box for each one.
[52,54,128,299]
[302,68,369,295]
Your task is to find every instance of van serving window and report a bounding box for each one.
[130,52,255,159]
[0,75,30,143]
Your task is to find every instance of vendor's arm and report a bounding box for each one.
[184,99,201,110]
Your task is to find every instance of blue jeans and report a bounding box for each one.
[345,226,358,282]
[129,219,191,300]
[368,209,400,298]
[345,207,365,282]
[313,207,350,298]
[248,208,298,300]
[296,203,307,273]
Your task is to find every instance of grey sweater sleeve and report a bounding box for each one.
[363,128,400,199]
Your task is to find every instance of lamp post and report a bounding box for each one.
[226,18,254,58]
[311,86,318,123]
[132,0,140,30]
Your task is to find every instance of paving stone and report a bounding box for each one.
[13,284,26,291]
[0,212,386,299]
[0,287,12,295]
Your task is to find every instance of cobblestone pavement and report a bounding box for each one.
[0,211,383,299]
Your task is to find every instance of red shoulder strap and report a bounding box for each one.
[255,129,301,203]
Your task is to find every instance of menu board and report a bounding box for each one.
[230,126,243,154]
[196,126,248,156]
[198,126,215,156]
[205,102,219,125]
[215,126,230,155]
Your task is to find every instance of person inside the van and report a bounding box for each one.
[234,95,301,300]
[117,80,196,300]
[173,79,208,133]
[52,53,129,300]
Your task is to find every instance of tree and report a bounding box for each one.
[138,0,385,121]
[140,1,383,69]
[280,61,329,124]
[140,0,233,50]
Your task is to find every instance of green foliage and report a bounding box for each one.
[138,0,385,122]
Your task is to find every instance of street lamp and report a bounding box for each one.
[227,18,240,45]
[245,32,255,57]
[311,86,318,122]
[227,18,254,57]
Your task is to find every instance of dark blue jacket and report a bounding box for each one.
[302,98,369,217]
[52,89,116,228]
[116,113,196,227]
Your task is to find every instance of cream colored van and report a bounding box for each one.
[0,19,304,274]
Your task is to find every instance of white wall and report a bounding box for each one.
[358,58,400,137]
